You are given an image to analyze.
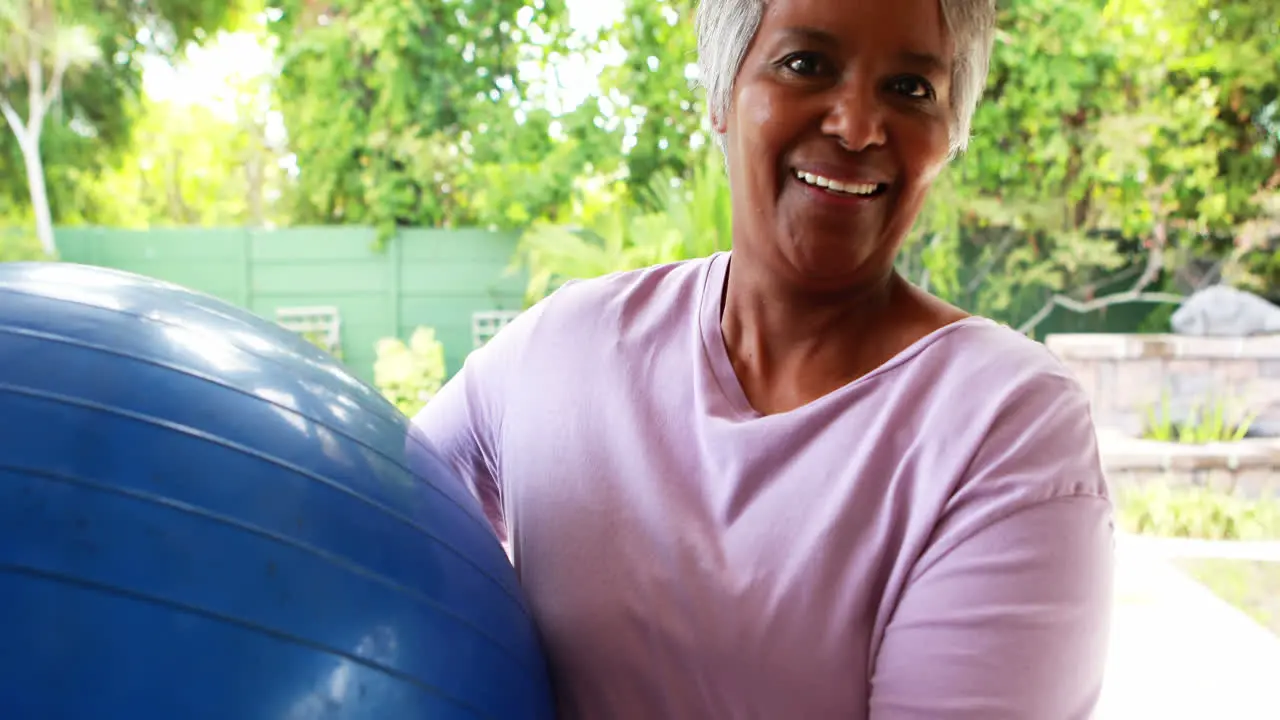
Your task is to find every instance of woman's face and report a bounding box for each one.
[721,0,954,291]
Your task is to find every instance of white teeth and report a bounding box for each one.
[796,170,879,196]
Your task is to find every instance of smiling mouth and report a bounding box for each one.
[793,169,888,198]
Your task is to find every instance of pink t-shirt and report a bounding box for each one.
[413,252,1114,719]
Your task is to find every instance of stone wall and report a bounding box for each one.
[1045,334,1280,438]
[1096,430,1280,498]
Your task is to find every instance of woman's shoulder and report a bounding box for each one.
[891,316,1101,461]
[914,316,1086,399]
[515,254,721,339]
[905,318,1109,501]
[471,255,720,371]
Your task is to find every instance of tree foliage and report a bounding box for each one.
[77,26,290,228]
[83,100,288,228]
[514,150,731,302]
[912,0,1280,329]
[263,0,617,239]
[0,0,241,227]
[596,0,707,198]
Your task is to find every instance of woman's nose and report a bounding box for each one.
[819,85,888,152]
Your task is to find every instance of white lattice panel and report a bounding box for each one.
[276,305,342,356]
[472,310,521,349]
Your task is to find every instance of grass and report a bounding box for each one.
[1142,391,1255,444]
[1119,484,1280,637]
[1174,558,1280,638]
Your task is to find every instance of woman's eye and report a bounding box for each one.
[891,76,935,100]
[782,52,825,76]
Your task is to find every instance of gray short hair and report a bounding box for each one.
[695,0,997,157]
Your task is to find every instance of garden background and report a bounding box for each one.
[2,1,1279,714]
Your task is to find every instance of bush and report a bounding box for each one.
[1119,483,1280,541]
[373,326,446,417]
[0,228,49,262]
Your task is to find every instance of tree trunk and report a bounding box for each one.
[16,131,57,258]
[1,48,63,259]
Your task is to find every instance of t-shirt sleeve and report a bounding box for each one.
[868,377,1115,719]
[410,296,552,544]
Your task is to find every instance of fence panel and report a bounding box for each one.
[397,229,526,373]
[52,226,528,384]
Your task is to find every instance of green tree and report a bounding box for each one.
[0,1,100,256]
[596,0,708,199]
[450,100,622,229]
[0,0,241,253]
[83,98,289,228]
[81,27,290,228]
[513,149,731,302]
[902,0,1280,334]
[264,0,615,239]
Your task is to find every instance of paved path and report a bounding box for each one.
[1097,537,1280,719]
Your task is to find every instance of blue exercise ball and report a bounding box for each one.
[0,262,555,719]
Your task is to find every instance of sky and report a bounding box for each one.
[142,0,627,119]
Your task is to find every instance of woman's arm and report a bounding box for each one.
[869,383,1115,719]
[412,348,509,543]
[411,297,554,544]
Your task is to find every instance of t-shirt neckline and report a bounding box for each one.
[697,251,994,421]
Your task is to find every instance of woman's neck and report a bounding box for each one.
[718,253,948,415]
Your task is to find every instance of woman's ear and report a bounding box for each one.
[710,107,728,135]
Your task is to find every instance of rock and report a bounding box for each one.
[1170,285,1280,337]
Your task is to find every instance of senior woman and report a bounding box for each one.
[414,0,1114,716]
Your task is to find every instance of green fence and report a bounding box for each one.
[55,226,528,382]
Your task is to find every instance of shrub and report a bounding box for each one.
[1119,483,1280,541]
[0,228,49,262]
[373,326,446,417]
